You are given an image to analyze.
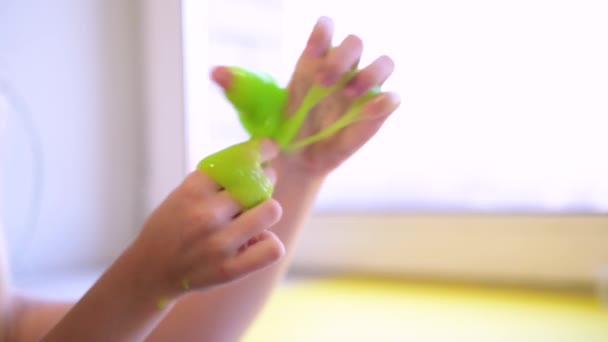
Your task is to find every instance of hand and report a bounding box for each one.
[280,16,401,177]
[131,140,284,305]
[211,17,400,178]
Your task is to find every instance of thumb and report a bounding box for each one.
[210,66,233,90]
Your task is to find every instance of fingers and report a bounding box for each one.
[259,138,280,163]
[200,167,277,228]
[221,230,285,280]
[263,165,277,185]
[344,55,395,98]
[318,34,363,87]
[302,16,334,59]
[190,138,277,199]
[181,170,224,199]
[187,139,278,229]
[335,92,401,156]
[210,66,233,90]
[221,199,283,250]
[199,190,243,227]
[361,91,401,120]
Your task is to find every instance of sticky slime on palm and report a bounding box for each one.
[197,66,381,209]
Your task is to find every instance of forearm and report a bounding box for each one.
[146,167,324,342]
[266,161,325,247]
[39,243,176,342]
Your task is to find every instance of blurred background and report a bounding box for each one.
[1,0,608,340]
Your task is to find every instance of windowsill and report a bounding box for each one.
[244,275,608,341]
[291,214,608,287]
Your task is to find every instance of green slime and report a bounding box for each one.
[197,66,380,208]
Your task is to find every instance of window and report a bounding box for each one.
[185,0,608,213]
[177,0,608,285]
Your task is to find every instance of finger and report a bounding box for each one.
[203,190,244,226]
[210,66,233,90]
[288,17,333,115]
[335,92,401,156]
[318,34,363,87]
[222,199,282,250]
[222,230,285,280]
[360,91,401,120]
[259,138,280,163]
[344,55,395,98]
[263,166,277,186]
[301,16,334,59]
[181,170,224,199]
[237,230,265,254]
[204,165,277,224]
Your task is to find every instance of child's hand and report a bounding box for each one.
[131,139,284,305]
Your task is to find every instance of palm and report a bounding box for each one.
[282,57,360,173]
[278,17,399,176]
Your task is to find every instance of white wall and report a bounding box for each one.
[0,0,144,277]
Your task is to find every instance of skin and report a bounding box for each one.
[2,16,400,342]
[200,55,383,209]
[199,139,275,209]
[37,145,285,342]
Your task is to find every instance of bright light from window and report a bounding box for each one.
[183,0,608,213]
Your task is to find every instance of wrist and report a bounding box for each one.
[271,158,326,208]
[117,240,184,311]
[272,157,328,185]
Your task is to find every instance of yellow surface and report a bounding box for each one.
[243,277,608,342]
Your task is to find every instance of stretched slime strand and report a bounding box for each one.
[287,85,381,150]
[274,71,356,148]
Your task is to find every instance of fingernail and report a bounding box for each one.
[388,92,402,109]
[364,92,401,116]
[317,16,332,27]
[386,92,401,107]
[306,17,333,58]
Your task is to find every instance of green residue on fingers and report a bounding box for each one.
[198,65,381,208]
[287,85,382,150]
[156,296,170,310]
[181,277,191,291]
[221,66,372,150]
